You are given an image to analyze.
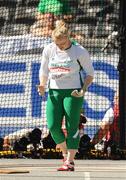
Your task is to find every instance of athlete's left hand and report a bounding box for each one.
[71,89,85,97]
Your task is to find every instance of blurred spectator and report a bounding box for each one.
[3,128,42,152]
[37,0,77,21]
[92,90,119,152]
[101,25,119,52]
[30,0,78,37]
[3,128,33,150]
[30,12,55,37]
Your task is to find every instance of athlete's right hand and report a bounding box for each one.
[36,85,45,96]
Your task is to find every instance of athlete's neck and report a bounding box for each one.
[64,42,72,50]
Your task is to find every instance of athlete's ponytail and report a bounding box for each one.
[52,20,70,39]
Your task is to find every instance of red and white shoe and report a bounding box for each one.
[57,161,75,171]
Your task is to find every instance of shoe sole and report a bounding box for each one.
[57,168,74,171]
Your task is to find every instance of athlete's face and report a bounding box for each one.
[54,36,71,50]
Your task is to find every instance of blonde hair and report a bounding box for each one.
[52,20,69,39]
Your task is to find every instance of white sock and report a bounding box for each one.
[63,153,67,159]
[66,152,74,163]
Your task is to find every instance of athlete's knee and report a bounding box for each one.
[48,123,65,144]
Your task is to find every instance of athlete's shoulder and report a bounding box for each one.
[72,41,89,54]
[43,42,56,53]
[44,42,55,49]
[71,39,86,49]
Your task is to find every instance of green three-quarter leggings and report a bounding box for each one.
[46,89,83,149]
